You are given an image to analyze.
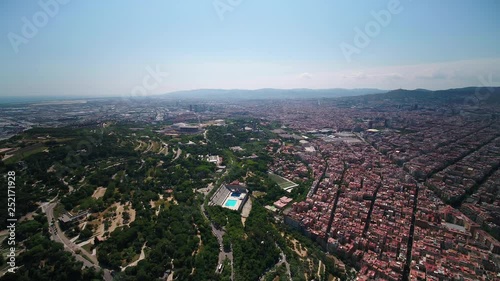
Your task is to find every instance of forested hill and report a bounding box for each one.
[357,87,500,105]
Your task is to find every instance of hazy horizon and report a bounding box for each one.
[2,0,500,98]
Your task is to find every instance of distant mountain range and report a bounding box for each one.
[158,87,500,105]
[355,87,500,105]
[2,87,499,104]
[158,88,387,100]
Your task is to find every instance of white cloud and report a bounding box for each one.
[150,58,500,93]
[308,58,500,90]
[299,72,312,79]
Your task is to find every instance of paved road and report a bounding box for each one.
[200,202,234,280]
[44,201,113,281]
[45,202,96,265]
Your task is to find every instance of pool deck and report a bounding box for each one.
[222,194,246,211]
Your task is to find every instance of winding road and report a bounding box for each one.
[44,200,113,281]
[200,201,234,280]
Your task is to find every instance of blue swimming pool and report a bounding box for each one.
[225,199,237,207]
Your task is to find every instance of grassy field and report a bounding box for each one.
[268,173,298,190]
[252,191,267,198]
[3,144,47,164]
[81,242,93,253]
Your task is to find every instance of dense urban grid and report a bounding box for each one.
[1,88,500,280]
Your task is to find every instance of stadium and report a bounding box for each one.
[209,181,249,212]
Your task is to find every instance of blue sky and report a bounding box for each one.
[1,0,500,97]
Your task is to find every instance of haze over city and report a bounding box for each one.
[1,0,500,98]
